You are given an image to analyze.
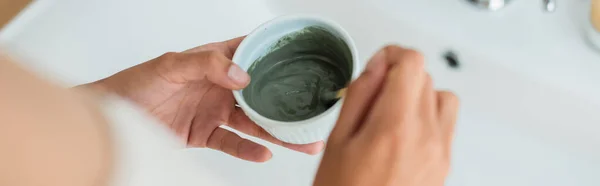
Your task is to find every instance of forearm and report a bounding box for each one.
[0,53,112,186]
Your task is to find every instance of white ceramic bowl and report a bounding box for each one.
[232,15,360,144]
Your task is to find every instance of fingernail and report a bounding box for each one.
[228,64,250,85]
[306,141,325,155]
[283,140,325,155]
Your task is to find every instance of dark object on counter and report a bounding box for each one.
[443,51,460,69]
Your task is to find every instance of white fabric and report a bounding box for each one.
[99,95,226,186]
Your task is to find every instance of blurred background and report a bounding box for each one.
[1,0,600,186]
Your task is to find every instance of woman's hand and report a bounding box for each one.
[314,46,459,186]
[81,37,323,162]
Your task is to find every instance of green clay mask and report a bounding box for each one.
[242,26,353,122]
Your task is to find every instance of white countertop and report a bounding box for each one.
[3,0,600,102]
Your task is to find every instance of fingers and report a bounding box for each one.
[206,127,272,162]
[155,51,250,90]
[420,74,436,130]
[329,50,389,143]
[228,107,325,154]
[157,36,249,89]
[222,36,246,58]
[183,36,246,58]
[380,47,427,113]
[361,46,427,132]
[436,91,459,144]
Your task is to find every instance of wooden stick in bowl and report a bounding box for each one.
[321,87,347,101]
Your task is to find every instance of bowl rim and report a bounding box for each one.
[232,14,360,127]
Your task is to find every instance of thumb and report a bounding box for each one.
[155,51,250,90]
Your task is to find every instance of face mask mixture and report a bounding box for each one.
[242,26,352,122]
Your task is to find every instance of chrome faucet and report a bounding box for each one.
[543,0,556,12]
[467,0,509,11]
[467,0,556,12]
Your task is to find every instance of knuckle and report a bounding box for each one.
[219,133,229,151]
[400,49,425,69]
[201,51,227,67]
[158,52,179,62]
[381,45,403,59]
[254,129,268,140]
[425,73,433,85]
[381,46,425,71]
[153,52,180,78]
[199,51,216,63]
[204,51,221,61]
[439,91,459,106]
[382,45,403,54]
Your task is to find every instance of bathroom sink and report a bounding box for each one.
[1,0,600,185]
